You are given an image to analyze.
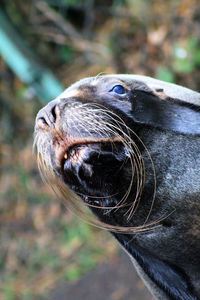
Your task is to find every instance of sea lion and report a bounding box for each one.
[34,74,200,300]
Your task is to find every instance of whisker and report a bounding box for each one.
[34,102,163,234]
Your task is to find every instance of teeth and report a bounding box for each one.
[64,153,68,160]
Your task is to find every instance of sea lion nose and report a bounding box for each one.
[36,99,59,129]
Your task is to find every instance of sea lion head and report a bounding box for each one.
[34,74,200,231]
[34,74,200,299]
[34,75,160,232]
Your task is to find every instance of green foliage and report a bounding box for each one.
[156,66,175,83]
[157,37,200,83]
[172,38,198,74]
[62,0,84,4]
[63,265,82,280]
[1,277,15,300]
[59,46,74,63]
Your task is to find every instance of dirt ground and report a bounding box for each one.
[37,250,155,300]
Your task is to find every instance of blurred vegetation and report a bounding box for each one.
[1,0,200,299]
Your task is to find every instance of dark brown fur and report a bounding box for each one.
[34,75,200,300]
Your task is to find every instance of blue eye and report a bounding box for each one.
[110,85,126,95]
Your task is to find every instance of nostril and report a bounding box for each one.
[36,116,49,130]
[51,104,57,123]
[36,100,59,130]
[38,117,48,126]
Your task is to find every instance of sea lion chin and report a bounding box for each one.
[34,74,200,300]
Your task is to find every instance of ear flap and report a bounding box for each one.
[130,89,200,135]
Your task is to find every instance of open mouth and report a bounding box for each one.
[62,141,124,165]
[55,134,123,171]
[62,144,90,166]
[59,141,128,193]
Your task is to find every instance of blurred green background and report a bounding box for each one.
[1,0,200,299]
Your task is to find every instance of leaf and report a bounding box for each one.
[155,67,175,83]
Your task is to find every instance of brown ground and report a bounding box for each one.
[37,251,155,300]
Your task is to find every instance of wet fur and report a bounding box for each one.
[34,75,200,300]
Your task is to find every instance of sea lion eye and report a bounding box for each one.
[110,85,126,95]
